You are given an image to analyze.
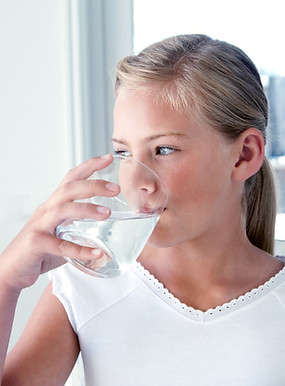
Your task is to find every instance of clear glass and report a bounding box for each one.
[56,155,168,278]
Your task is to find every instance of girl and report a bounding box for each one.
[1,34,285,385]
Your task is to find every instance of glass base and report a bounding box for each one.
[57,228,121,278]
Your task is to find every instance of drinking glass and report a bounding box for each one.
[56,155,168,278]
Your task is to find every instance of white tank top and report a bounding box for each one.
[50,257,285,385]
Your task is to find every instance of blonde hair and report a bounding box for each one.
[115,34,276,254]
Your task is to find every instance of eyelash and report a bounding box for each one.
[114,146,176,157]
[113,150,132,157]
[155,146,176,156]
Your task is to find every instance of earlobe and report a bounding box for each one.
[232,128,265,181]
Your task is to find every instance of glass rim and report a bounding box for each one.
[110,154,168,204]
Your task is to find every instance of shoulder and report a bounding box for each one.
[49,263,143,331]
[276,255,285,264]
[266,256,285,307]
[3,282,79,384]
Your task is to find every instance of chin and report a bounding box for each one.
[147,211,175,246]
[147,231,178,249]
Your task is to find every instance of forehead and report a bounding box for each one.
[113,89,222,145]
[113,90,193,135]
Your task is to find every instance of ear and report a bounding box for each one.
[232,128,265,181]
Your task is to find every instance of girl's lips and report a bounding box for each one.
[139,207,166,215]
[140,207,156,214]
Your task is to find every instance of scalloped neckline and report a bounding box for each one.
[131,257,285,323]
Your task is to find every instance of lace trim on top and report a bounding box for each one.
[131,257,285,323]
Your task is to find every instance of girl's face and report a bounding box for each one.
[113,89,242,249]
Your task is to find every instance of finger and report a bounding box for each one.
[30,179,120,225]
[37,201,112,230]
[59,154,113,186]
[69,250,112,270]
[40,232,106,263]
[28,182,120,236]
[51,179,120,205]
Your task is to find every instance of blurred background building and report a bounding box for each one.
[265,76,285,244]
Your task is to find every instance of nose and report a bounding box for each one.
[120,158,158,193]
[135,161,158,192]
[118,158,165,213]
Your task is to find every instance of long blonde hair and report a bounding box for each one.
[115,34,276,254]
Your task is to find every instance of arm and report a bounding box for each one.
[0,282,19,382]
[2,282,79,386]
[0,154,119,383]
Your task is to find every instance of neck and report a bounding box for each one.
[138,235,282,311]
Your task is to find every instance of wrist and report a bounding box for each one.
[0,255,25,297]
[0,274,22,300]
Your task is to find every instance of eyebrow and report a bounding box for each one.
[112,132,187,144]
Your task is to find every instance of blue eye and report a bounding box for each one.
[156,146,176,155]
[113,150,132,157]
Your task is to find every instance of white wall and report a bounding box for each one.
[0,1,133,378]
[0,0,72,348]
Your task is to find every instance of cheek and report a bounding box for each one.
[163,163,202,199]
[164,163,229,209]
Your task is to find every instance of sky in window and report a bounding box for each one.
[134,0,285,75]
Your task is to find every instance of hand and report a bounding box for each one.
[0,154,120,292]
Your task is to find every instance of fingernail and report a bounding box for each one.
[96,206,110,214]
[91,248,103,257]
[106,182,118,192]
[100,154,112,160]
